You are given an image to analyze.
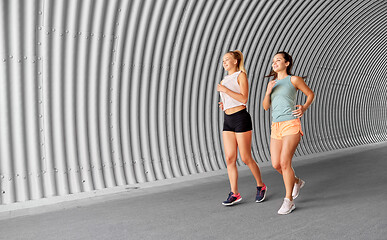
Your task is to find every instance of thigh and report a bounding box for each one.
[223,114,234,132]
[270,137,282,166]
[234,110,252,133]
[235,130,252,158]
[223,131,238,160]
[280,133,301,164]
[282,118,303,137]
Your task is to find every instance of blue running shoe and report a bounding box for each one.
[222,192,242,206]
[256,184,267,203]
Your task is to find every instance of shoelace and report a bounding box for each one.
[227,193,234,201]
[281,199,292,209]
[257,187,265,197]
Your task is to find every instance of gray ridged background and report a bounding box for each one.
[0,0,386,205]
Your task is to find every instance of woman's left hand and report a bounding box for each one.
[217,84,228,93]
[292,105,306,118]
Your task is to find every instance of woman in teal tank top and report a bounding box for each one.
[262,52,315,214]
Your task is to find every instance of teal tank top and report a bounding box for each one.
[270,75,297,122]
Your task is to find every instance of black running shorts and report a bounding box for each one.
[223,108,253,133]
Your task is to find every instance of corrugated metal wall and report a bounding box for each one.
[0,0,386,205]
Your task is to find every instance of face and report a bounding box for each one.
[223,53,237,71]
[272,54,289,73]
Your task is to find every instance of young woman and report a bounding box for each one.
[263,51,314,214]
[217,50,266,206]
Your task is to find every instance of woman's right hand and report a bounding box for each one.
[265,80,277,95]
[218,102,224,111]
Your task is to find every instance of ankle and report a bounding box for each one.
[257,182,265,187]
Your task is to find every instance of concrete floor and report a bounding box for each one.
[0,144,386,240]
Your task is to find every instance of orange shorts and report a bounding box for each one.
[271,118,304,140]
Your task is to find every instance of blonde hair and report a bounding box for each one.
[227,50,246,73]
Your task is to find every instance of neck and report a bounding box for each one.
[227,67,238,75]
[277,71,288,80]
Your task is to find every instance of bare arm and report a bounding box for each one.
[262,80,277,110]
[291,76,315,118]
[217,72,249,104]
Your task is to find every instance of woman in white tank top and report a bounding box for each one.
[217,50,267,206]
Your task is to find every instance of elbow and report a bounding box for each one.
[240,95,248,105]
[310,92,315,101]
[262,100,269,110]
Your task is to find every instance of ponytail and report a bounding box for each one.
[227,50,246,73]
[265,70,278,80]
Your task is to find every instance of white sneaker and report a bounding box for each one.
[292,178,305,199]
[278,198,295,215]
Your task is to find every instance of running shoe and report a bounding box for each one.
[278,198,295,215]
[255,184,267,203]
[292,178,305,199]
[222,192,242,206]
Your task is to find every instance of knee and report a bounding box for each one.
[225,155,237,166]
[240,154,253,165]
[272,162,281,172]
[280,161,291,171]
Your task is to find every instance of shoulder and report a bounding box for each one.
[237,71,247,84]
[290,75,304,83]
[290,75,305,87]
[237,71,247,80]
[239,71,247,77]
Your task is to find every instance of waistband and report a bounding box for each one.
[224,108,248,117]
[271,118,300,125]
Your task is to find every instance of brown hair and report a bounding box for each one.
[227,50,246,73]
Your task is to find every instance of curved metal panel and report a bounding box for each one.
[0,0,386,205]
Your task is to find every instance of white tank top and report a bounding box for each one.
[219,71,246,111]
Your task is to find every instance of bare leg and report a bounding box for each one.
[280,134,301,200]
[270,137,283,174]
[271,137,300,184]
[223,131,238,194]
[235,130,264,187]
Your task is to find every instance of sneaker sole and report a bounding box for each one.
[278,204,296,215]
[293,180,305,199]
[256,186,267,203]
[222,197,242,206]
